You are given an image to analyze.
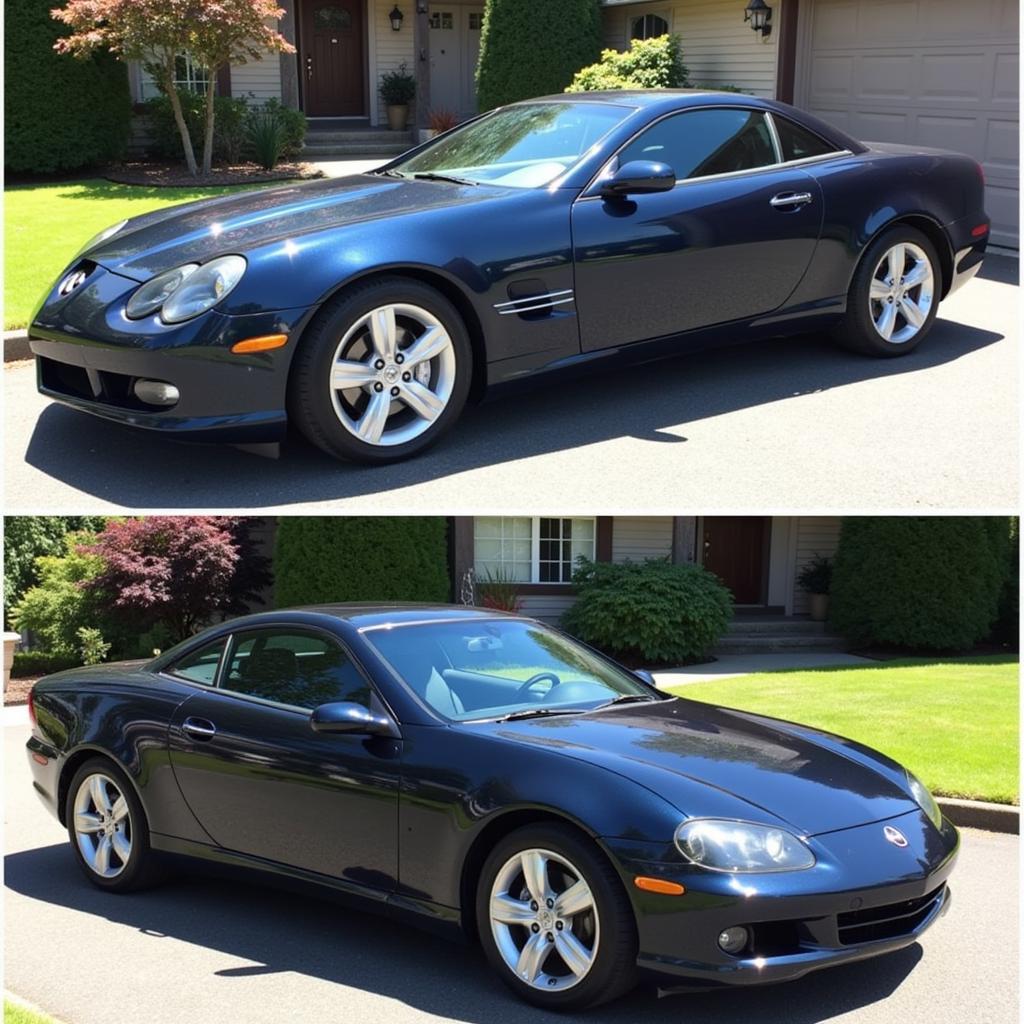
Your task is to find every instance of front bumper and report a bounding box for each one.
[605,808,959,989]
[30,261,312,443]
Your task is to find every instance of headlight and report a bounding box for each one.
[76,218,128,258]
[675,819,816,873]
[160,255,246,323]
[126,264,199,319]
[906,770,943,829]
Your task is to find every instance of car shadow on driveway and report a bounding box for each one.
[7,843,923,1024]
[21,317,1004,510]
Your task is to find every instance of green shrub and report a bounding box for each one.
[11,651,80,678]
[275,518,450,607]
[76,626,111,665]
[144,91,253,163]
[477,0,603,111]
[797,555,833,596]
[566,35,689,93]
[830,518,1012,651]
[10,531,106,658]
[246,105,287,170]
[379,64,417,106]
[258,97,306,158]
[562,557,733,664]
[993,518,1019,645]
[4,0,131,173]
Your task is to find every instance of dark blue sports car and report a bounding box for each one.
[27,605,957,1010]
[30,91,989,463]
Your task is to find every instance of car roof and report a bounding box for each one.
[516,89,773,110]
[284,602,515,629]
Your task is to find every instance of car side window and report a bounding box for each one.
[221,629,372,711]
[169,639,226,685]
[619,108,777,181]
[773,115,837,162]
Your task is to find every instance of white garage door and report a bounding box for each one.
[797,0,1019,248]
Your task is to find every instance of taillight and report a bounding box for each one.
[27,686,37,728]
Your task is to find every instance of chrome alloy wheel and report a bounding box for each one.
[73,772,132,878]
[869,242,935,344]
[489,847,600,992]
[328,302,456,446]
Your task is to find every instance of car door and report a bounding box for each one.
[571,106,824,351]
[166,626,401,892]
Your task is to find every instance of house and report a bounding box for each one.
[125,0,1018,247]
[451,515,840,621]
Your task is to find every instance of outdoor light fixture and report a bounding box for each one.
[416,0,428,12]
[744,0,772,37]
[389,4,404,30]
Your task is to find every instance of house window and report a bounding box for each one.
[474,517,596,584]
[429,11,454,28]
[630,13,670,39]
[137,52,211,101]
[315,4,353,29]
[468,12,483,30]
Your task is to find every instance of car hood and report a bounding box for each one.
[477,697,918,836]
[85,174,515,281]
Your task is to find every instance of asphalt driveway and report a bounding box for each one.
[2,257,1017,511]
[4,721,1019,1024]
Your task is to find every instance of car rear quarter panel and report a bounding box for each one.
[30,672,213,843]
[786,149,986,308]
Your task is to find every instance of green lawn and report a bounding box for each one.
[3,178,263,330]
[665,656,1019,805]
[4,1000,59,1024]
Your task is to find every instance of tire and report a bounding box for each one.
[476,823,639,1011]
[289,276,473,464]
[832,225,943,357]
[65,757,164,892]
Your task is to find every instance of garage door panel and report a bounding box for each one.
[858,55,914,101]
[800,0,1018,247]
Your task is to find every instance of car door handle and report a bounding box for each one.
[182,717,217,740]
[770,192,814,209]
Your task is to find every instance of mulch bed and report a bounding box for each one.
[5,676,40,707]
[104,160,325,187]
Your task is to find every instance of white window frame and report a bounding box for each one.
[630,11,671,40]
[136,52,211,102]
[474,517,597,585]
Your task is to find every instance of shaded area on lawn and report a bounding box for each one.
[665,655,1019,805]
[3,178,283,330]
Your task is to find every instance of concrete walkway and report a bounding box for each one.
[653,652,875,686]
[313,158,389,177]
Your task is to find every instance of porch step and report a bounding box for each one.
[725,618,829,636]
[301,128,416,160]
[302,143,411,159]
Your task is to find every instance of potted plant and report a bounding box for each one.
[420,107,458,144]
[379,64,416,131]
[797,555,833,622]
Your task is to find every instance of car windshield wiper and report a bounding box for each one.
[409,171,479,186]
[371,168,406,179]
[498,707,583,722]
[592,693,659,712]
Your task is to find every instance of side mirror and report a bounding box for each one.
[600,160,676,199]
[311,701,396,737]
[634,669,657,686]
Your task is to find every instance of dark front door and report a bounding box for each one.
[571,107,822,351]
[702,517,768,604]
[302,0,365,116]
[167,627,399,891]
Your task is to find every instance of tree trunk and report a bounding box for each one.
[201,77,217,175]
[163,66,198,177]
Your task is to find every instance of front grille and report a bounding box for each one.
[836,884,945,945]
[39,356,160,410]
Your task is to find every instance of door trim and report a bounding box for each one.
[296,0,370,118]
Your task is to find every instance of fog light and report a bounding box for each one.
[134,379,180,406]
[717,926,749,955]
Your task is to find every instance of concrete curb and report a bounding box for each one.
[4,330,30,362]
[937,797,1019,834]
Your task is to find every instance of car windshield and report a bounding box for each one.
[384,101,634,188]
[363,618,658,721]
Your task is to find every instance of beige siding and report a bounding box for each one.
[231,50,284,103]
[602,0,779,97]
[612,516,674,562]
[792,516,841,614]
[370,0,416,126]
[520,594,576,624]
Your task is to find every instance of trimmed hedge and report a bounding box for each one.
[12,651,79,678]
[476,0,603,111]
[562,557,733,664]
[565,34,689,93]
[829,517,1013,651]
[275,518,450,607]
[5,0,131,173]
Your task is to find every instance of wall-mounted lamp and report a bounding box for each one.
[744,0,772,37]
[389,5,404,30]
[416,0,428,12]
